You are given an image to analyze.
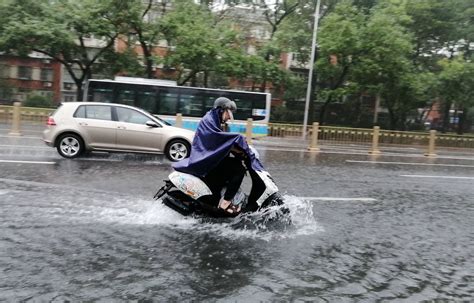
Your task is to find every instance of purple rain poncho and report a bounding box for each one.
[172,108,264,177]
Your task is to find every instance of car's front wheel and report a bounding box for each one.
[165,139,190,162]
[56,133,84,158]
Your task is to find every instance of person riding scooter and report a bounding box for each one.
[156,97,284,218]
[173,97,251,215]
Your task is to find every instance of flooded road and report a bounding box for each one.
[0,132,473,301]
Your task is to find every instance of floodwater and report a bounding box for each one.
[0,137,473,301]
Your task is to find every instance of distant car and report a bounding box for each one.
[42,102,194,161]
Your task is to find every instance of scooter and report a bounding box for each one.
[154,165,286,218]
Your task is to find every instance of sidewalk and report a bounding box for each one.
[0,123,44,137]
[252,135,474,160]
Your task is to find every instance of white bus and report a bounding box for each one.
[83,77,271,136]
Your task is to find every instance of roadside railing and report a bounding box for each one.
[266,122,474,156]
[2,102,474,156]
[0,104,54,125]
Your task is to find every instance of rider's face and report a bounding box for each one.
[222,109,233,122]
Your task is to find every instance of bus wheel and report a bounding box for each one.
[165,139,190,162]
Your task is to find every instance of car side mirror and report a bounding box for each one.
[146,121,160,128]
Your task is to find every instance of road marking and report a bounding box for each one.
[77,158,123,162]
[0,144,49,149]
[400,175,474,180]
[299,197,377,202]
[0,160,55,165]
[346,160,474,168]
[0,135,42,139]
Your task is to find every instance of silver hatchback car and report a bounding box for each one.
[42,102,194,161]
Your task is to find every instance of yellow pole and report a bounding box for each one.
[308,122,320,151]
[425,130,437,157]
[369,126,381,155]
[175,113,182,128]
[9,101,22,136]
[246,118,253,144]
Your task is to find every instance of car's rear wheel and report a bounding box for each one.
[165,139,190,162]
[56,133,84,158]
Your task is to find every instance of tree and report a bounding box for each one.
[406,0,474,132]
[436,57,474,134]
[118,0,167,78]
[0,0,129,100]
[159,0,243,86]
[314,1,365,125]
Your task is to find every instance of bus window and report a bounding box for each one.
[202,91,224,112]
[250,95,267,121]
[158,91,178,114]
[232,97,252,120]
[90,88,113,103]
[117,89,135,106]
[179,93,203,117]
[136,90,157,114]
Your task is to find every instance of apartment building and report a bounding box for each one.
[0,53,61,104]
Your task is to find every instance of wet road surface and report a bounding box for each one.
[0,129,473,301]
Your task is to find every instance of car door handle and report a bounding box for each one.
[78,122,88,126]
[117,126,126,129]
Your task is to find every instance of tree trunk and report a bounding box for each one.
[203,71,208,87]
[399,111,407,131]
[441,100,451,133]
[318,95,332,125]
[386,103,398,130]
[144,47,154,78]
[76,83,84,101]
[457,106,466,135]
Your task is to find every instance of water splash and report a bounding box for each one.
[96,198,199,227]
[202,195,323,241]
[91,195,323,241]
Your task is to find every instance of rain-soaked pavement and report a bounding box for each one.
[0,125,473,301]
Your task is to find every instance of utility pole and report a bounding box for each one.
[302,0,321,140]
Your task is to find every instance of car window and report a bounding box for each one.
[83,105,113,121]
[116,107,150,125]
[74,105,86,118]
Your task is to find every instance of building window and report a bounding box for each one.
[0,64,10,78]
[40,68,53,81]
[63,82,74,90]
[63,93,76,102]
[18,66,33,80]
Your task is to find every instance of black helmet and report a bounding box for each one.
[214,97,237,111]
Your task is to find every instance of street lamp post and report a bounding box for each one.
[302,0,322,140]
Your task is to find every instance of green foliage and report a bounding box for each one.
[160,0,240,85]
[436,56,474,106]
[0,0,129,99]
[23,94,54,108]
[1,0,472,129]
[95,48,143,78]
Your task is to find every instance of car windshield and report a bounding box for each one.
[123,106,172,126]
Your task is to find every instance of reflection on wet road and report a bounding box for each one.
[0,137,473,301]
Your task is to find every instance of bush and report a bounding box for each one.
[23,95,54,108]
